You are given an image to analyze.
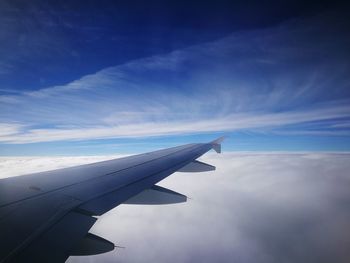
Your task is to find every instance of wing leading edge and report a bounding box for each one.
[0,137,225,263]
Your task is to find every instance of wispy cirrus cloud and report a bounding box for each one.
[0,8,350,145]
[0,123,24,137]
[0,103,349,144]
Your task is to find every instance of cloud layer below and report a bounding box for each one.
[2,153,350,263]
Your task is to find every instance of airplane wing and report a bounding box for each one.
[0,137,224,263]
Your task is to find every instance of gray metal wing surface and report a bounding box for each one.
[0,137,224,263]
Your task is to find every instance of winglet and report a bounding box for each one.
[210,136,226,153]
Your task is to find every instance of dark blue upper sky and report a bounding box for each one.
[0,0,342,91]
[0,0,350,155]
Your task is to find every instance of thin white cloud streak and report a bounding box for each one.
[271,130,350,136]
[331,121,350,128]
[0,104,349,143]
[0,123,24,137]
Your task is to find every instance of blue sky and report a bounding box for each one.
[0,0,350,155]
